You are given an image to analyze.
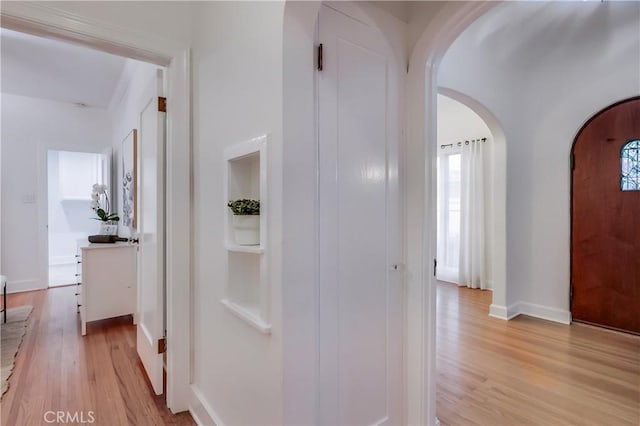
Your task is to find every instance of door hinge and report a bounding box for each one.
[158,97,167,113]
[570,152,575,171]
[157,337,166,354]
[318,43,323,71]
[434,258,437,277]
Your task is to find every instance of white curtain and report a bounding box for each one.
[436,154,462,283]
[459,141,487,289]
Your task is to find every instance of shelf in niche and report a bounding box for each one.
[224,243,264,254]
[224,135,266,248]
[220,298,271,334]
[223,134,270,336]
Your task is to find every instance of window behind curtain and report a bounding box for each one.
[437,153,461,283]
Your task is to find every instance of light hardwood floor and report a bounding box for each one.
[2,283,638,425]
[1,286,194,426]
[436,282,640,426]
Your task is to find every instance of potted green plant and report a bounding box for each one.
[91,184,120,236]
[227,199,260,245]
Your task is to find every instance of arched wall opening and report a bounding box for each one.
[412,1,639,422]
[404,3,498,424]
[436,87,508,315]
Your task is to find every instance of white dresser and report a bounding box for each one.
[77,243,137,335]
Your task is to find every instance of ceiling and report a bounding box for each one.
[437,94,491,144]
[0,28,128,108]
[367,1,412,23]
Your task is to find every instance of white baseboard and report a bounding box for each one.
[489,302,520,320]
[518,302,571,324]
[6,279,46,294]
[490,301,570,324]
[49,255,76,266]
[190,384,223,426]
[507,302,522,320]
[489,304,508,320]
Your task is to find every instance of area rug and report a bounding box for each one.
[1,305,32,397]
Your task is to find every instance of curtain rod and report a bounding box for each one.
[440,137,487,150]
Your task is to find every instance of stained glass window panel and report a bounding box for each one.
[621,140,640,191]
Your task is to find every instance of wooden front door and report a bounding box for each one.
[571,97,640,334]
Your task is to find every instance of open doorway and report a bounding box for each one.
[436,93,493,291]
[1,18,183,413]
[47,149,108,287]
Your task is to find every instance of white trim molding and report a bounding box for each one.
[406,2,498,424]
[506,303,522,320]
[190,385,223,426]
[164,47,193,414]
[517,302,572,325]
[0,2,178,65]
[5,279,45,294]
[488,304,510,320]
[496,301,572,324]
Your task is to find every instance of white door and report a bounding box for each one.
[137,69,166,395]
[318,5,403,425]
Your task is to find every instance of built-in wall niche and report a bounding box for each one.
[221,135,270,334]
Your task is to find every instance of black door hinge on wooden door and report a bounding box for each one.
[318,43,323,71]
[434,259,437,277]
[570,152,575,171]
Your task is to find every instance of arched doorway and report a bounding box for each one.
[436,88,508,316]
[571,97,640,334]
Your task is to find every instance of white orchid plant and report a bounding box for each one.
[90,184,120,222]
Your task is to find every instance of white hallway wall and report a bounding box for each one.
[439,1,640,320]
[190,1,408,424]
[110,59,159,239]
[190,2,285,424]
[0,93,112,293]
